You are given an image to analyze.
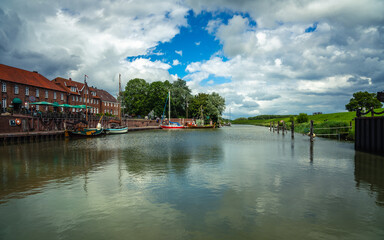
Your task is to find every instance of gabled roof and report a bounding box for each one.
[52,77,82,95]
[95,88,118,103]
[53,77,101,98]
[0,64,66,92]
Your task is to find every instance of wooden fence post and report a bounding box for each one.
[273,121,275,132]
[310,120,314,142]
[270,122,272,131]
[291,120,294,139]
[277,122,280,134]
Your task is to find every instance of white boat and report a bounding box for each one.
[104,126,128,134]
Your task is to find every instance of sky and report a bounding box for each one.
[0,0,383,119]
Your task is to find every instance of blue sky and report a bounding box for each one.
[1,0,383,119]
[126,10,228,79]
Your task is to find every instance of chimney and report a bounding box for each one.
[69,78,72,81]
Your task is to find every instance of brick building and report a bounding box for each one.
[95,88,120,116]
[52,77,102,114]
[0,63,120,116]
[0,64,67,112]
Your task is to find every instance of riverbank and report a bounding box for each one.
[231,108,384,141]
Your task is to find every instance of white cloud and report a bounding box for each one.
[1,0,384,119]
[0,0,188,95]
[172,59,181,66]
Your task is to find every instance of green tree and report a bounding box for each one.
[345,91,382,111]
[296,113,309,123]
[205,92,225,123]
[123,78,149,117]
[189,93,209,118]
[188,92,225,123]
[147,81,169,118]
[171,79,192,118]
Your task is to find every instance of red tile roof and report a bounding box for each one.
[95,89,118,103]
[52,77,81,95]
[0,64,65,92]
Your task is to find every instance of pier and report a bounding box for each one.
[0,113,178,144]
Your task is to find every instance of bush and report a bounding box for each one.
[296,113,309,123]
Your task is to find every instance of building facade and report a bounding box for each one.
[53,77,103,114]
[1,64,120,116]
[0,64,67,112]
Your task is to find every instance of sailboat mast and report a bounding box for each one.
[118,73,121,120]
[168,91,171,125]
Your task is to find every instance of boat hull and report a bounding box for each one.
[104,127,128,134]
[161,125,185,129]
[65,128,104,137]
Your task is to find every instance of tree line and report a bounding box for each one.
[121,78,225,123]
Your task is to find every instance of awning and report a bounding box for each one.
[30,101,55,106]
[12,98,22,104]
[58,104,74,108]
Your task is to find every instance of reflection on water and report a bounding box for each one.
[0,126,384,239]
[354,151,384,206]
[0,139,116,203]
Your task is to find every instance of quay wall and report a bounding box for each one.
[0,114,194,133]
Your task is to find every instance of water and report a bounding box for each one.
[0,125,383,239]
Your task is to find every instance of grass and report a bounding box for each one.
[231,108,384,141]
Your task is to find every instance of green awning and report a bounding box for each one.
[12,98,22,104]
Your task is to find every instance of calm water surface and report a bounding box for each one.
[1,125,384,239]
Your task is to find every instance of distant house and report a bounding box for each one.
[52,77,102,114]
[0,64,67,112]
[95,88,120,116]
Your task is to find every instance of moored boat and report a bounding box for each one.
[65,127,104,137]
[160,91,184,129]
[104,126,128,134]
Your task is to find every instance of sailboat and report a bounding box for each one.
[104,74,128,134]
[161,91,184,129]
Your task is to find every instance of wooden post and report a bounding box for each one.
[277,122,280,134]
[310,120,314,142]
[273,121,275,132]
[270,122,272,131]
[291,120,294,139]
[282,122,285,135]
[371,107,374,117]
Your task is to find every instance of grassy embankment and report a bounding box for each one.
[231,108,384,141]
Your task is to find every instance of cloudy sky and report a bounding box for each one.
[1,0,383,119]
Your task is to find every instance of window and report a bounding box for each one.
[1,82,6,92]
[76,96,78,102]
[36,105,39,111]
[2,98,6,109]
[45,90,48,98]
[14,85,19,94]
[36,88,39,97]
[53,92,56,99]
[61,93,64,101]
[72,96,75,101]
[26,87,29,96]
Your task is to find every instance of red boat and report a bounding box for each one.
[160,91,185,129]
[161,122,184,129]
